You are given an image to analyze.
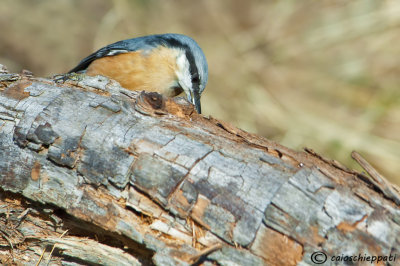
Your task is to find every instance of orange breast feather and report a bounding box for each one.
[86,47,180,96]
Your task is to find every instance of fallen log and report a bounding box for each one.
[0,65,399,265]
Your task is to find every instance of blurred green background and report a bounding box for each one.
[1,0,399,184]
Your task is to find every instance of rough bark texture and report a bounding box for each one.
[0,67,399,265]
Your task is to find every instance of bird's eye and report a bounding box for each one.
[191,75,200,84]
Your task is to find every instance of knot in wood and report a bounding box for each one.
[142,91,164,110]
[134,91,167,116]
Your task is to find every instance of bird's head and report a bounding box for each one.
[157,34,208,114]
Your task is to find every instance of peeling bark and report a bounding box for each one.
[1,66,399,265]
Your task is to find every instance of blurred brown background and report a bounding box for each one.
[1,0,399,184]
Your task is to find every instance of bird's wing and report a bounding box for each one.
[68,40,143,73]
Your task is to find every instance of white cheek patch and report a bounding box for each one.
[175,52,192,95]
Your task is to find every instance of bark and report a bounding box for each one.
[0,66,399,265]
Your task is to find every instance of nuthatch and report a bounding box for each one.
[69,33,208,113]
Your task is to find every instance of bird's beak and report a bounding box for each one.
[188,90,201,114]
[179,80,202,114]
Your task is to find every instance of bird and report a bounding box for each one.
[69,33,208,113]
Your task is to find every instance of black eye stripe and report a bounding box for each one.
[185,50,200,92]
[191,74,199,83]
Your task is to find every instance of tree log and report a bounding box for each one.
[1,65,399,265]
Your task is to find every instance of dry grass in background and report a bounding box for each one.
[1,0,399,184]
